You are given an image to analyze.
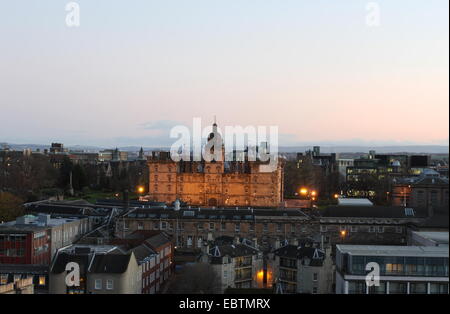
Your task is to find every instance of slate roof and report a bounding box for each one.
[89,254,132,273]
[145,233,171,249]
[130,244,156,263]
[0,264,48,274]
[415,213,449,229]
[209,244,259,258]
[320,206,428,219]
[273,245,325,266]
[124,207,309,220]
[51,252,90,274]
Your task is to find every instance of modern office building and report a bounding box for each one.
[335,245,449,294]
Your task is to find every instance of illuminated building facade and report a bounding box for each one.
[147,122,284,208]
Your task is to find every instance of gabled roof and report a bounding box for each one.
[129,244,156,263]
[89,254,132,273]
[144,233,171,250]
[273,245,325,266]
[209,244,259,258]
[51,252,90,274]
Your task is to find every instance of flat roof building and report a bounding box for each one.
[335,244,449,294]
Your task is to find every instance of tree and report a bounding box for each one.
[0,191,24,223]
[169,263,221,294]
[58,156,74,189]
[72,164,87,191]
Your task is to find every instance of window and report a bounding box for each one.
[369,226,376,233]
[312,287,318,294]
[106,279,114,290]
[410,282,427,294]
[430,283,449,294]
[235,223,240,233]
[277,224,282,232]
[350,226,358,233]
[313,273,318,282]
[209,223,214,231]
[39,276,46,286]
[138,222,144,230]
[94,279,102,290]
[377,226,384,233]
[389,282,407,294]
[249,223,255,232]
[0,274,8,285]
[221,223,226,231]
[396,226,403,233]
[263,223,268,232]
[320,225,327,232]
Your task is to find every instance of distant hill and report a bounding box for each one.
[2,142,448,154]
[278,145,449,154]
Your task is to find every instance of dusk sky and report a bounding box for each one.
[0,0,448,147]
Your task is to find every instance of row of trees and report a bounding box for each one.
[0,153,148,202]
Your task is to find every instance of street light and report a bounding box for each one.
[300,188,308,195]
[137,186,145,194]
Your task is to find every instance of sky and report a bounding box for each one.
[0,0,448,147]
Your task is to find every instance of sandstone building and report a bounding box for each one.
[146,122,284,208]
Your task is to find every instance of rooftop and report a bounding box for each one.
[411,231,449,246]
[337,198,373,206]
[336,244,448,257]
[320,205,428,219]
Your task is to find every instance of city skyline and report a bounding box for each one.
[0,0,448,147]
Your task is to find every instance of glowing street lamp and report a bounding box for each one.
[334,194,340,199]
[300,188,308,195]
[137,186,145,194]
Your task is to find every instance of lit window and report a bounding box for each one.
[0,274,8,285]
[39,276,46,286]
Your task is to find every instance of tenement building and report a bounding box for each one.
[146,122,284,208]
[115,206,317,250]
[318,205,429,247]
[205,242,263,292]
[270,242,334,294]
